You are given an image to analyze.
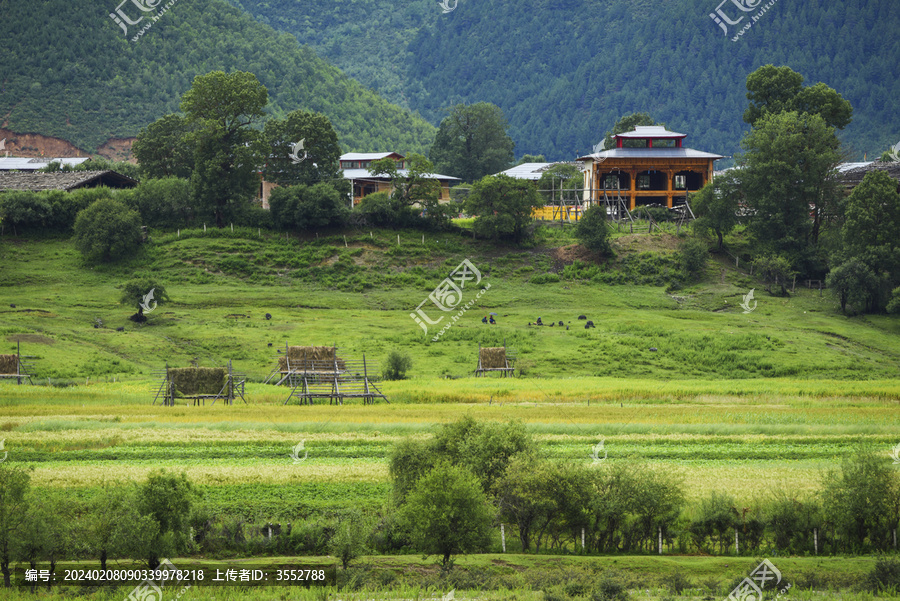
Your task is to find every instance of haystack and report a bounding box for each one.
[0,355,18,375]
[479,347,508,370]
[169,367,227,397]
[278,346,346,372]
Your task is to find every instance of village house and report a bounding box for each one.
[340,152,460,206]
[576,126,722,210]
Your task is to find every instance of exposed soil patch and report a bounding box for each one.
[551,244,597,265]
[613,232,680,253]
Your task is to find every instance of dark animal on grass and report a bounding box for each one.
[265,313,272,320]
[578,315,587,320]
[116,327,124,332]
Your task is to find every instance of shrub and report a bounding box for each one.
[575,205,614,257]
[867,557,900,593]
[530,273,560,284]
[382,351,412,381]
[677,237,708,280]
[122,177,193,229]
[72,198,143,263]
[269,182,348,230]
[592,572,628,601]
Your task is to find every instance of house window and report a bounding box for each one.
[675,175,686,190]
[637,174,650,190]
[603,175,620,189]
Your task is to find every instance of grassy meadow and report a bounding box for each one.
[1,225,900,598]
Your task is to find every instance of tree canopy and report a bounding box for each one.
[429,103,515,183]
[743,65,853,130]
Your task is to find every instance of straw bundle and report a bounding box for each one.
[278,346,345,372]
[480,347,508,369]
[0,355,18,375]
[169,367,226,396]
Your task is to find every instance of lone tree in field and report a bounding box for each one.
[429,102,515,183]
[120,278,169,322]
[691,172,740,251]
[398,461,493,569]
[73,198,143,264]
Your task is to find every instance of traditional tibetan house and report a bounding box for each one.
[576,126,722,211]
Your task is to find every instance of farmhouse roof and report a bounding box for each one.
[341,168,460,182]
[0,157,92,171]
[0,170,139,192]
[838,161,900,187]
[576,147,724,161]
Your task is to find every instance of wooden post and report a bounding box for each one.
[203,223,206,232]
[659,526,663,555]
[177,229,180,238]
[501,524,506,552]
[814,528,818,555]
[16,341,21,385]
[344,235,348,247]
[735,529,739,555]
[397,234,400,246]
[581,528,585,551]
[230,223,233,232]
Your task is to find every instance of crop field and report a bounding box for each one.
[1,229,900,599]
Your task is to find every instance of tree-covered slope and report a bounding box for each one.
[0,0,435,153]
[226,0,900,161]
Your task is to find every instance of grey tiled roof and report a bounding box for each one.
[0,170,138,191]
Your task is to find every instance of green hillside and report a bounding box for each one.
[0,0,435,153]
[2,227,899,382]
[226,0,900,160]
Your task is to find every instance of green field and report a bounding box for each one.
[1,227,899,598]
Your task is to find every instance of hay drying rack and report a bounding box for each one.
[475,340,517,378]
[265,344,387,405]
[152,360,246,406]
[0,341,35,385]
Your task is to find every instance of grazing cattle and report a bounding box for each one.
[265,313,272,320]
[578,315,587,320]
[585,320,595,329]
[116,327,124,332]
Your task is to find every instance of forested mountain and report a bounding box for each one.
[226,0,900,161]
[0,0,435,153]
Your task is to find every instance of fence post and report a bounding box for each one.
[659,527,663,555]
[581,528,585,551]
[735,529,739,555]
[814,528,818,555]
[501,524,506,553]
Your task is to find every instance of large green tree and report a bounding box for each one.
[830,170,900,313]
[398,461,493,568]
[743,65,852,130]
[466,174,543,243]
[138,471,196,570]
[181,71,268,227]
[132,114,196,180]
[739,111,842,267]
[429,103,515,183]
[262,110,344,187]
